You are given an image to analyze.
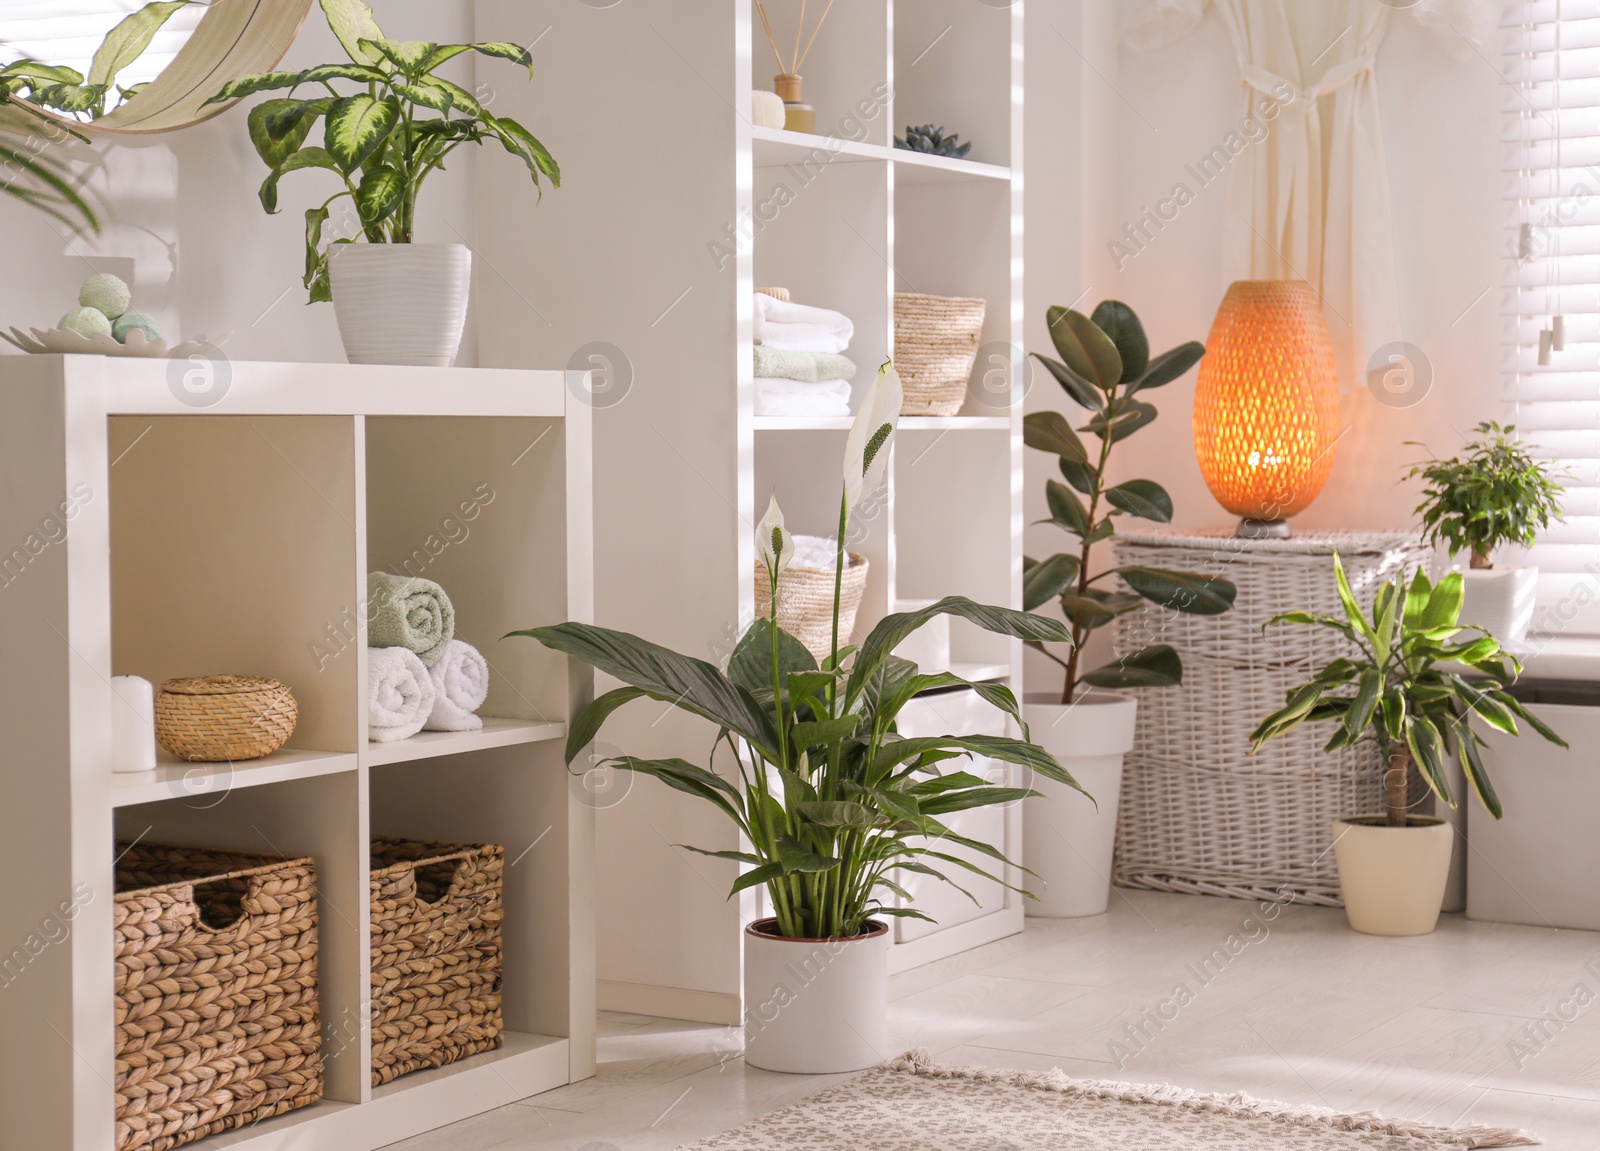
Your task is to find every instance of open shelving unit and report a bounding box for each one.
[0,354,594,1151]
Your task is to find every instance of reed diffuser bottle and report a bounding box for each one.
[757,1,835,135]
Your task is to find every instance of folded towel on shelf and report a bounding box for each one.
[368,647,436,743]
[367,571,455,665]
[790,534,843,570]
[753,347,858,383]
[755,377,853,417]
[754,293,854,354]
[425,639,490,732]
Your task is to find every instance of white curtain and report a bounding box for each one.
[1123,0,1497,390]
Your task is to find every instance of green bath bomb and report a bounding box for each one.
[58,307,112,339]
[79,273,131,319]
[112,311,161,345]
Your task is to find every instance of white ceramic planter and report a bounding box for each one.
[1021,692,1137,917]
[743,918,889,1074]
[1331,817,1452,936]
[1459,566,1538,647]
[329,242,472,367]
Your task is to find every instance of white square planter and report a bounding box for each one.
[1467,695,1600,929]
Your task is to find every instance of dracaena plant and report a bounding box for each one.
[510,364,1084,941]
[0,94,99,236]
[1407,421,1564,570]
[1250,554,1566,828]
[204,0,559,302]
[1024,301,1237,704]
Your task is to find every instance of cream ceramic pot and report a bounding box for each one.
[1331,817,1453,936]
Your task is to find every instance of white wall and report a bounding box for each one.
[0,3,479,367]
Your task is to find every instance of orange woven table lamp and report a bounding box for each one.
[1193,280,1341,539]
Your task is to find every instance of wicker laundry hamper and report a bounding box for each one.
[1108,531,1430,907]
[755,553,870,663]
[894,293,986,416]
[114,844,322,1151]
[370,839,505,1086]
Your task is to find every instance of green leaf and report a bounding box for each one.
[1045,480,1090,535]
[204,70,304,105]
[1104,479,1173,522]
[873,734,1082,793]
[731,862,784,895]
[89,1,192,89]
[1332,553,1379,649]
[727,618,817,698]
[360,38,438,77]
[794,801,875,829]
[249,100,316,170]
[2,61,85,85]
[789,716,861,752]
[1458,727,1503,819]
[486,114,561,186]
[614,756,746,826]
[320,0,389,66]
[1082,644,1182,688]
[775,835,840,874]
[420,76,483,117]
[1059,457,1098,495]
[1499,694,1569,748]
[1339,668,1384,746]
[354,166,403,224]
[1446,675,1517,735]
[1405,717,1453,808]
[1047,306,1123,389]
[303,203,332,286]
[468,40,535,74]
[1023,554,1081,611]
[1401,568,1433,630]
[1030,354,1103,412]
[263,98,330,143]
[1420,571,1465,632]
[394,81,455,115]
[563,685,650,763]
[1084,399,1157,444]
[324,93,400,173]
[296,63,390,86]
[1090,300,1149,380]
[1125,341,1205,394]
[1023,410,1088,462]
[678,846,763,865]
[258,146,340,214]
[1117,566,1237,615]
[1057,594,1119,631]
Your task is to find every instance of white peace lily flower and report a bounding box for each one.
[756,491,794,576]
[844,360,903,509]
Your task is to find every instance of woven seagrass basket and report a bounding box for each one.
[893,292,986,416]
[154,675,297,762]
[1109,531,1430,907]
[755,553,870,663]
[370,839,505,1086]
[114,844,322,1151]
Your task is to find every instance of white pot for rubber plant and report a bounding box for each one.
[1458,566,1539,648]
[1021,691,1137,918]
[743,918,890,1074]
[329,242,473,367]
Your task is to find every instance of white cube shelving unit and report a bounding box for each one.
[0,355,595,1151]
[476,0,1024,1011]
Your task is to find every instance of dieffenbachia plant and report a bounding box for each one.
[1025,300,1237,704]
[512,364,1085,941]
[204,0,559,301]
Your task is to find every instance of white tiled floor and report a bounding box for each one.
[390,892,1600,1150]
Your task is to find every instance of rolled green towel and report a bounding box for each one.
[753,347,858,383]
[367,572,455,665]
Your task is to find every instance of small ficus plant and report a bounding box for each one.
[205,0,559,302]
[1024,301,1238,703]
[1407,421,1563,570]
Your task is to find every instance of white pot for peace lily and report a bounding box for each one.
[743,918,889,1074]
[329,242,472,367]
[1021,692,1137,918]
[1458,566,1539,648]
[1331,817,1453,936]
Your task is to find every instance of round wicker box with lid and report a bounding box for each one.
[1108,530,1430,907]
[154,674,298,761]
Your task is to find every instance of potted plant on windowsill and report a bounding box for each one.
[511,364,1083,1075]
[205,0,559,367]
[1022,300,1236,917]
[1251,554,1566,936]
[1406,421,1563,648]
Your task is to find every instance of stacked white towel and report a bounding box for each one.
[369,647,436,743]
[754,293,857,417]
[755,377,852,417]
[425,639,490,732]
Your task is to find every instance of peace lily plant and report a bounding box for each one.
[511,363,1081,1072]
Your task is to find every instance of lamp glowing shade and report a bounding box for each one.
[1193,280,1340,537]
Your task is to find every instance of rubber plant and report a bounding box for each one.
[1407,421,1564,570]
[510,363,1085,941]
[1024,300,1238,704]
[204,0,559,301]
[1250,554,1566,826]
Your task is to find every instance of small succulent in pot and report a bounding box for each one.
[895,124,971,158]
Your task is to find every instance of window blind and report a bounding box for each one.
[0,3,208,93]
[1503,0,1600,635]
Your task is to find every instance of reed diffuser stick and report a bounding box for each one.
[793,0,806,72]
[755,2,784,72]
[794,0,837,72]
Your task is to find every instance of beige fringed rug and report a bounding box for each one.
[683,1050,1538,1150]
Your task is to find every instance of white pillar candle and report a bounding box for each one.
[111,675,157,773]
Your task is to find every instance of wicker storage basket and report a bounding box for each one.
[154,675,297,762]
[370,838,505,1086]
[1109,531,1430,906]
[114,844,322,1151]
[755,553,870,663]
[894,292,986,416]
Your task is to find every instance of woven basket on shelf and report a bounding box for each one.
[893,292,986,416]
[114,844,322,1151]
[755,286,791,301]
[755,554,870,663]
[154,675,297,762]
[1109,530,1430,907]
[370,838,505,1086]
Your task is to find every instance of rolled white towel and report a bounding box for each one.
[755,377,853,417]
[754,293,853,354]
[425,639,489,732]
[369,647,436,743]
